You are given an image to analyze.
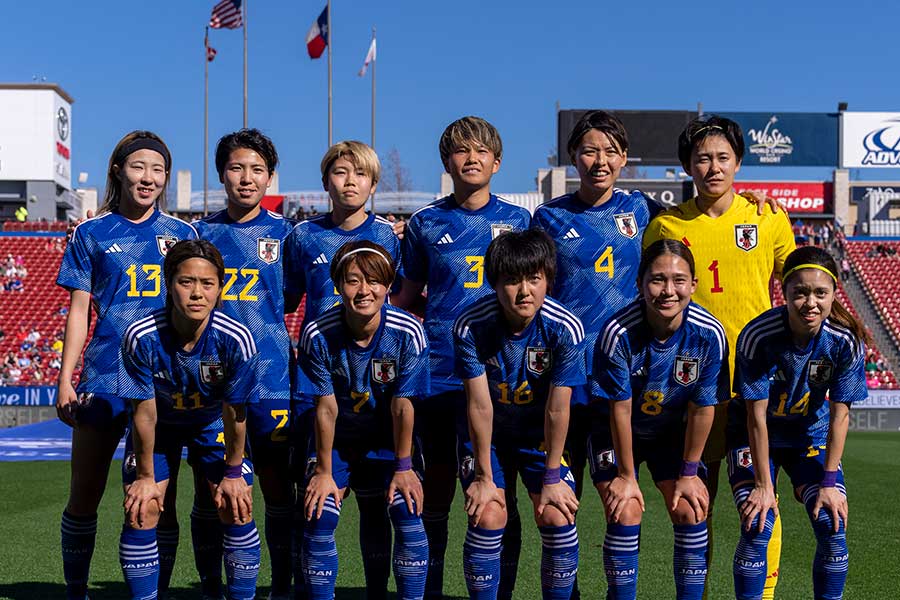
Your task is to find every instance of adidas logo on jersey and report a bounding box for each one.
[437,233,455,245]
[105,243,124,253]
[312,253,328,265]
[154,369,172,382]
[563,228,580,239]
[631,367,648,377]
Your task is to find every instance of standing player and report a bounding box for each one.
[392,116,532,599]
[193,129,296,600]
[56,131,196,600]
[590,239,728,600]
[119,239,261,600]
[285,141,401,599]
[454,230,583,600]
[299,241,429,600]
[643,115,795,598]
[728,246,866,600]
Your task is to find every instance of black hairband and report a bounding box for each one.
[116,137,171,170]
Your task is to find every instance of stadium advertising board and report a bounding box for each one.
[0,386,58,407]
[853,390,900,409]
[841,112,900,168]
[620,180,694,209]
[719,112,838,166]
[734,181,832,214]
[557,110,697,166]
[0,87,72,190]
[850,185,900,205]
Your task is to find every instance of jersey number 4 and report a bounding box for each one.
[594,247,614,279]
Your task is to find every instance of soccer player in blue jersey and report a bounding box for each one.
[590,239,729,600]
[193,128,296,599]
[392,116,532,599]
[56,131,197,600]
[728,246,867,600]
[286,140,401,599]
[454,229,584,600]
[299,240,430,600]
[119,239,261,600]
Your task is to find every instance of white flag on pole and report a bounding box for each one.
[358,37,377,76]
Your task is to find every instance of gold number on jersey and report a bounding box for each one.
[464,256,485,288]
[708,260,724,294]
[640,390,664,416]
[594,247,614,279]
[125,264,162,297]
[221,268,260,301]
[351,391,370,413]
[171,391,202,410]
[772,392,810,417]
[497,381,534,405]
[270,409,289,442]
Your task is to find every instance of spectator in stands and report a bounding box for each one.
[52,338,64,354]
[16,264,28,278]
[17,355,32,369]
[0,327,4,341]
[32,366,44,383]
[867,372,881,389]
[8,365,21,383]
[26,328,40,344]
[49,355,62,370]
[865,351,878,373]
[4,351,16,368]
[14,254,23,267]
[10,277,23,292]
[57,303,69,316]
[841,258,851,280]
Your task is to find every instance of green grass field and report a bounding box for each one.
[1,431,898,599]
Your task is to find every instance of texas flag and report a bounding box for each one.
[306,6,328,59]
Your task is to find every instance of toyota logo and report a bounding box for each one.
[57,107,69,141]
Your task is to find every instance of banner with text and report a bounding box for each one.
[721,112,838,166]
[841,112,900,168]
[0,386,57,406]
[734,181,832,214]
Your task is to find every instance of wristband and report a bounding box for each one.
[394,456,412,472]
[543,467,561,485]
[820,470,838,488]
[223,463,243,479]
[680,460,700,477]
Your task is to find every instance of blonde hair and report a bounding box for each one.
[98,130,171,215]
[320,140,381,185]
[438,116,503,166]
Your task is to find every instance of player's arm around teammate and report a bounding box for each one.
[590,240,727,600]
[729,246,866,600]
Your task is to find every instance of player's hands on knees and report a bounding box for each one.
[603,475,645,523]
[672,475,710,523]
[305,472,341,521]
[124,477,164,529]
[813,486,848,532]
[215,476,253,524]
[56,381,79,427]
[538,482,579,525]
[740,484,778,532]
[465,476,505,527]
[388,469,423,516]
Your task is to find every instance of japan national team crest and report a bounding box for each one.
[156,235,178,256]
[737,447,753,468]
[372,359,397,383]
[527,347,552,375]
[200,360,225,384]
[613,212,638,239]
[124,452,137,473]
[257,238,280,264]
[808,360,834,385]
[596,449,616,470]
[674,356,700,385]
[490,223,514,240]
[461,455,475,479]
[734,224,758,252]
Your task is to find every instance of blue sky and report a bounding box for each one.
[4,0,896,194]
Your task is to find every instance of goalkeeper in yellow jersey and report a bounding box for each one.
[643,115,795,599]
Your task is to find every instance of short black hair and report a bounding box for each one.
[485,229,557,291]
[567,110,629,162]
[215,128,279,178]
[163,239,226,311]
[677,115,744,170]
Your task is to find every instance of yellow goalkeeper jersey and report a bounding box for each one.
[643,193,796,389]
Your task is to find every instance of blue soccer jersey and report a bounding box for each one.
[532,190,650,371]
[453,295,586,444]
[299,304,429,446]
[119,309,260,426]
[57,210,197,394]
[732,307,867,448]
[285,212,400,323]
[402,194,531,394]
[591,300,729,438]
[193,208,294,402]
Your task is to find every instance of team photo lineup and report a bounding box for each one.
[44,107,868,600]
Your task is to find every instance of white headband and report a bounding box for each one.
[336,247,391,269]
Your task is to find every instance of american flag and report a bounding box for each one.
[209,0,242,29]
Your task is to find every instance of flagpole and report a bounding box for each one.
[243,0,248,128]
[369,26,376,214]
[204,27,210,217]
[327,0,333,147]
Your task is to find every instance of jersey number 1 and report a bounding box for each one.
[708,260,724,294]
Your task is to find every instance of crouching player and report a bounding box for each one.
[454,229,584,600]
[118,239,261,600]
[590,239,729,600]
[729,246,867,600]
[299,240,429,600]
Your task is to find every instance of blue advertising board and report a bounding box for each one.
[719,112,839,166]
[0,386,58,406]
